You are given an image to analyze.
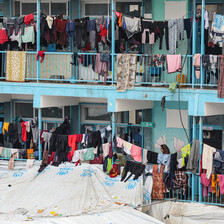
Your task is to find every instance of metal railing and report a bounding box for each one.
[0,51,220,89]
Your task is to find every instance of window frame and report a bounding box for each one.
[84,2,110,18]
[14,0,69,17]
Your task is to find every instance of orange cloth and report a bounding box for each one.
[210,174,219,197]
[27,149,34,159]
[118,13,122,27]
[68,134,83,157]
[2,122,9,135]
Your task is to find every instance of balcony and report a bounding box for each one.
[0,51,219,90]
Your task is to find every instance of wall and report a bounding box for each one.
[152,101,189,154]
[3,0,10,17]
[151,0,189,55]
[4,102,11,123]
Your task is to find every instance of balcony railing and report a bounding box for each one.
[0,50,220,89]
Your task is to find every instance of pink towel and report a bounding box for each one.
[193,54,201,79]
[116,137,124,148]
[166,54,182,74]
[219,175,224,195]
[131,145,142,162]
[200,173,211,197]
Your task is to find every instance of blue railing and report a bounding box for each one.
[0,50,220,88]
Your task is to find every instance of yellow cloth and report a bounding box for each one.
[181,144,191,166]
[6,51,26,82]
[2,122,9,135]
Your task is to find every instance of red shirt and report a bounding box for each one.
[0,30,8,44]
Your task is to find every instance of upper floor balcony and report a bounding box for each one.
[0,0,222,92]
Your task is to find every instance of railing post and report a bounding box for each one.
[200,0,205,88]
[199,116,203,203]
[36,0,41,83]
[111,0,115,85]
[192,0,196,88]
[112,112,115,164]
[192,116,196,202]
[38,108,42,160]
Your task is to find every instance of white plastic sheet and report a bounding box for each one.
[0,162,144,217]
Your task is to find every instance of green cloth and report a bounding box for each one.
[107,158,112,174]
[1,148,12,158]
[19,26,35,47]
[169,82,178,93]
[83,148,94,161]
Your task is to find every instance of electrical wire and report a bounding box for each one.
[177,2,196,144]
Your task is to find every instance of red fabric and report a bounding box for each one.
[67,152,72,162]
[68,134,83,157]
[37,51,45,63]
[75,159,80,166]
[21,122,27,142]
[24,14,34,25]
[0,30,8,44]
[40,130,45,144]
[100,24,107,37]
[48,152,55,164]
[54,18,67,46]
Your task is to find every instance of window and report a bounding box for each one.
[15,1,68,17]
[15,102,33,119]
[41,107,63,119]
[85,3,109,17]
[51,3,66,16]
[116,2,142,17]
[0,0,3,17]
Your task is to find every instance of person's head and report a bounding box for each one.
[160,144,170,154]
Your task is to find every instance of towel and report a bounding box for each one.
[6,51,26,82]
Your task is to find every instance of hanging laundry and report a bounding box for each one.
[151,164,166,200]
[95,53,109,84]
[19,26,35,48]
[181,143,191,166]
[87,19,97,50]
[200,173,211,197]
[211,14,224,46]
[186,139,199,174]
[177,18,184,42]
[72,150,84,162]
[219,175,224,195]
[46,16,53,29]
[193,54,201,79]
[117,54,137,92]
[31,118,38,144]
[96,16,104,33]
[102,142,110,157]
[157,153,171,173]
[0,121,3,134]
[54,18,68,47]
[166,54,182,74]
[184,18,192,39]
[1,148,12,158]
[153,54,166,72]
[209,174,219,197]
[131,144,142,162]
[147,150,158,164]
[41,132,52,151]
[202,144,216,179]
[0,29,8,44]
[121,160,145,182]
[213,149,224,173]
[2,122,9,135]
[36,51,45,63]
[83,148,94,161]
[24,14,34,25]
[168,20,178,54]
[173,171,188,195]
[15,17,25,36]
[218,55,224,98]
[123,16,140,39]
[75,17,89,50]
[68,134,83,157]
[6,51,26,82]
[66,20,76,47]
